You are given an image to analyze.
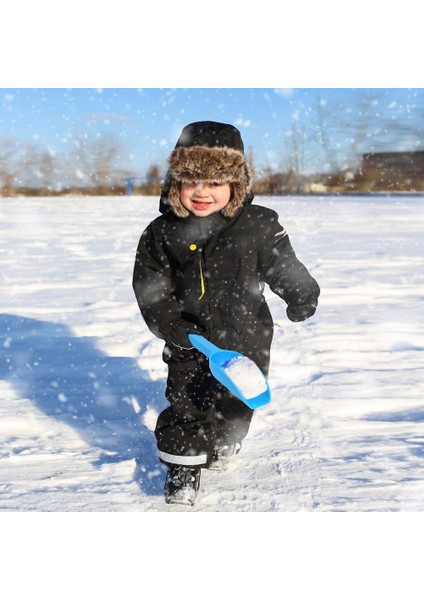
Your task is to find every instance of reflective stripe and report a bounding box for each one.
[158,450,208,466]
[198,255,206,300]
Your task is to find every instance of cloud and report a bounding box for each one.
[83,113,132,124]
[234,118,252,128]
[274,88,295,98]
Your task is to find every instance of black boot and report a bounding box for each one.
[164,465,201,506]
[210,443,242,471]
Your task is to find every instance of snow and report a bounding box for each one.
[0,193,423,518]
[222,355,268,398]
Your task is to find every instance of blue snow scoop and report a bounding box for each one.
[188,334,271,409]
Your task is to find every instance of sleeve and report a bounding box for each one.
[132,222,182,340]
[257,211,320,322]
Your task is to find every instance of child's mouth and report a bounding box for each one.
[192,200,212,210]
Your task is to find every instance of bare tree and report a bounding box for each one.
[73,133,126,194]
[281,118,310,192]
[313,90,424,175]
[141,164,162,195]
[38,151,56,193]
[0,137,19,196]
[12,142,58,194]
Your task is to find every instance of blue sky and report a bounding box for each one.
[1,88,424,178]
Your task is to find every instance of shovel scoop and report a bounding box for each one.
[188,334,271,409]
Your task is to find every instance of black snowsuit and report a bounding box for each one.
[132,195,320,467]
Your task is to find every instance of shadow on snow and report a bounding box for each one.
[0,313,167,498]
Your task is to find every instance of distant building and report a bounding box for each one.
[359,151,424,192]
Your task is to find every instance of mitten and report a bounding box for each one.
[286,294,318,322]
[287,303,317,322]
[163,320,206,350]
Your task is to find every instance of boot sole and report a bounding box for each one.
[165,493,197,506]
[209,460,229,472]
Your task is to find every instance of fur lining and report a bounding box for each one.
[163,146,253,218]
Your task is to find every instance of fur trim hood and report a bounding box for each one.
[159,121,253,218]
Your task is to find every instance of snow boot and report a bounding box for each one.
[210,443,242,471]
[164,465,201,506]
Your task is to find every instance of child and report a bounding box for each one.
[133,121,320,505]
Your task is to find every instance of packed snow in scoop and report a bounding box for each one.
[221,356,268,399]
[188,333,271,408]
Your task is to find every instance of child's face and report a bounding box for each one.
[180,182,231,217]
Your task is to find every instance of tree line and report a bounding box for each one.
[2,92,423,197]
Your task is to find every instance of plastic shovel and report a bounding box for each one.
[188,334,271,409]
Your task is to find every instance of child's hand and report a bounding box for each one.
[164,320,206,350]
[286,294,318,322]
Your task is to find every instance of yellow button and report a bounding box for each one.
[189,244,197,251]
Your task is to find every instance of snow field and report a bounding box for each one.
[0,194,423,514]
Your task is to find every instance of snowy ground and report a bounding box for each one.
[0,194,423,513]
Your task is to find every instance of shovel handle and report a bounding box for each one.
[188,334,220,358]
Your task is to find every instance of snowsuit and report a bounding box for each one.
[132,194,320,468]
